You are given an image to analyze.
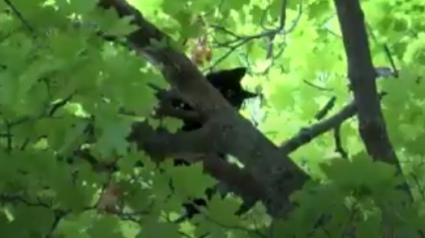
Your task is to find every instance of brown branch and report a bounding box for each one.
[280,100,357,154]
[280,93,387,155]
[201,154,266,210]
[332,1,400,166]
[75,124,266,211]
[333,125,348,159]
[154,100,201,122]
[97,0,309,218]
[98,0,233,118]
[333,0,413,202]
[128,122,215,158]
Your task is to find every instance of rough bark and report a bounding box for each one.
[96,0,408,219]
[98,0,309,217]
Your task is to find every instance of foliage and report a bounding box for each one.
[0,0,425,237]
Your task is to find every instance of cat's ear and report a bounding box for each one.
[241,90,257,99]
[226,67,247,82]
[206,67,247,83]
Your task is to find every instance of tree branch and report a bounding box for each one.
[98,0,309,217]
[333,0,412,201]
[280,93,387,155]
[280,100,357,154]
[333,0,398,165]
[74,124,267,211]
[128,122,216,158]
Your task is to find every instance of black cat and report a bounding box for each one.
[170,67,257,131]
[204,67,257,111]
[171,67,257,222]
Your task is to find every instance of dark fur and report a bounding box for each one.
[171,67,257,222]
[171,67,257,131]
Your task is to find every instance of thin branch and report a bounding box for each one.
[333,125,348,159]
[314,96,337,120]
[3,0,35,33]
[280,92,387,154]
[207,0,303,73]
[280,100,356,154]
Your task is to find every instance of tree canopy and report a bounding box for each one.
[1,0,425,237]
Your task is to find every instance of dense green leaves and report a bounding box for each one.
[1,0,425,237]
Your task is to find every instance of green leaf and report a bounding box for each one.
[206,194,241,226]
[307,0,331,21]
[94,113,132,158]
[54,0,99,15]
[88,8,138,37]
[106,16,139,37]
[87,216,124,238]
[0,205,55,237]
[169,162,216,200]
[136,219,180,238]
[160,117,183,133]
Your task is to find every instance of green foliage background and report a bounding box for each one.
[0,0,425,237]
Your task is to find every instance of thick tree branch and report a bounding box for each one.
[98,0,233,118]
[128,122,216,158]
[333,0,399,166]
[200,154,267,210]
[153,88,202,121]
[333,0,413,205]
[83,118,265,205]
[98,0,309,217]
